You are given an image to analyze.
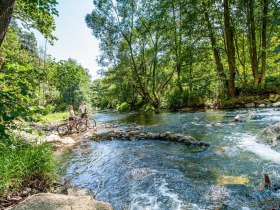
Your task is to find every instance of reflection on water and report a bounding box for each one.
[64,108,280,209]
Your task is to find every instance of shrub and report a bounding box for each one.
[167,88,184,109]
[141,104,154,111]
[0,135,58,195]
[265,76,280,93]
[166,89,203,109]
[116,102,131,112]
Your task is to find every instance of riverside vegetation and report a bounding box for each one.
[0,133,57,209]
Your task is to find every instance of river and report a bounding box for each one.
[62,108,280,209]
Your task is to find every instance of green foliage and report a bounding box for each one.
[218,97,243,108]
[265,76,280,93]
[14,0,58,43]
[116,102,131,112]
[39,104,55,115]
[141,104,154,111]
[0,24,93,133]
[86,0,280,110]
[0,135,57,195]
[238,85,264,95]
[53,59,92,111]
[166,88,184,109]
[0,62,41,130]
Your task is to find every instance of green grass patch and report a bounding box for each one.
[0,135,58,195]
[40,112,68,123]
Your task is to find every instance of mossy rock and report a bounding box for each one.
[217,175,250,185]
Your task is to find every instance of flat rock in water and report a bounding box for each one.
[60,137,75,145]
[12,193,113,210]
[93,128,209,147]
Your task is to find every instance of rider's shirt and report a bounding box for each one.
[79,105,87,113]
[69,109,75,117]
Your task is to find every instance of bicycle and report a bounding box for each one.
[85,118,96,128]
[57,117,87,135]
[78,114,96,128]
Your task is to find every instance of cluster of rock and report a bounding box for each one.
[14,120,211,153]
[93,127,209,148]
[239,94,280,108]
[202,94,280,110]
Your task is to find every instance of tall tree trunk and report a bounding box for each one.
[172,2,183,93]
[203,1,228,95]
[188,50,193,93]
[223,0,236,97]
[234,26,247,89]
[260,0,268,88]
[0,0,16,47]
[247,0,259,87]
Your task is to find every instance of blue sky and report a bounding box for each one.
[36,0,100,79]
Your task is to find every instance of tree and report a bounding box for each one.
[0,0,16,46]
[223,0,236,97]
[260,0,268,88]
[202,0,228,95]
[86,0,176,109]
[0,0,58,47]
[246,0,259,87]
[53,59,92,109]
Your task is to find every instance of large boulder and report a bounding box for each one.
[256,122,280,148]
[244,102,255,108]
[272,101,280,108]
[234,112,255,122]
[269,94,280,103]
[12,193,113,210]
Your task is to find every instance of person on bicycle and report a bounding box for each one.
[68,103,76,127]
[78,101,88,124]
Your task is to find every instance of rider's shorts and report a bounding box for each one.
[81,113,88,119]
[69,116,75,121]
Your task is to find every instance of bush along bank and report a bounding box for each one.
[0,133,58,209]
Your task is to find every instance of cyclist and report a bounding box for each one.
[68,103,76,128]
[78,101,88,124]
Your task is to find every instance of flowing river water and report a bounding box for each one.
[62,108,280,209]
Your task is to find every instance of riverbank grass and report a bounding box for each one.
[0,134,58,196]
[40,112,68,124]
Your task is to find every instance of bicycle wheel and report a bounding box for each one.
[57,124,69,135]
[87,119,96,128]
[76,122,87,133]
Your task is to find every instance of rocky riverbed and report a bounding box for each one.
[8,108,280,210]
[5,120,209,210]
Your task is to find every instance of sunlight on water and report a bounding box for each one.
[64,108,280,209]
[238,135,280,164]
[204,185,230,205]
[130,179,200,210]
